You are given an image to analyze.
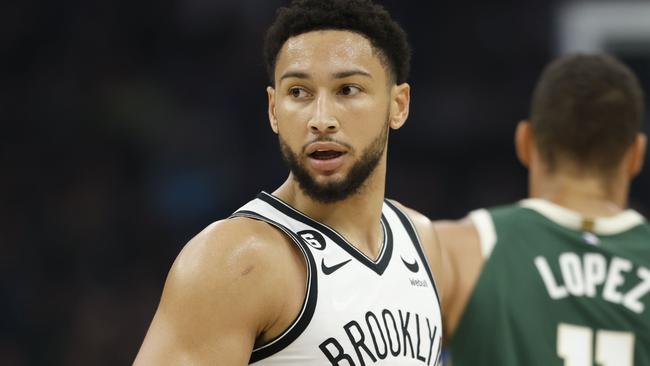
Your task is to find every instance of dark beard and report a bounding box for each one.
[279,124,388,204]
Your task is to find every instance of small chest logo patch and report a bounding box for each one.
[321,258,351,275]
[298,230,326,250]
[401,256,420,273]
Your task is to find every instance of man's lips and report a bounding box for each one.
[305,142,348,172]
[310,150,344,160]
[308,154,345,172]
[305,142,347,156]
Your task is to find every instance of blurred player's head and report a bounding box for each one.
[517,54,646,191]
[263,0,411,203]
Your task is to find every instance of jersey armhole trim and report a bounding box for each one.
[230,210,318,365]
[468,209,497,259]
[384,200,443,365]
[383,200,442,311]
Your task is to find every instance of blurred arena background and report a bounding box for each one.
[2,0,649,364]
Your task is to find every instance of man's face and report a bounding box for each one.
[268,30,405,203]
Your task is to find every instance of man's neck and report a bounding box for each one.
[530,172,630,218]
[273,169,386,260]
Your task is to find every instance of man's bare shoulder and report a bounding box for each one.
[177,216,295,282]
[433,218,482,276]
[433,218,479,248]
[167,217,306,315]
[170,218,296,292]
[135,217,305,365]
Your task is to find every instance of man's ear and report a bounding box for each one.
[389,83,410,130]
[515,120,533,168]
[627,133,647,177]
[267,86,279,134]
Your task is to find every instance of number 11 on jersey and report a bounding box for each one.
[557,323,634,366]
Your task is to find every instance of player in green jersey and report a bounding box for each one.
[435,54,650,365]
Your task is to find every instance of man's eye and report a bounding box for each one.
[289,87,310,98]
[339,85,361,96]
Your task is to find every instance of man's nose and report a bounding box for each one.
[307,93,339,134]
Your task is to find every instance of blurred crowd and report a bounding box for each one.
[1,0,649,364]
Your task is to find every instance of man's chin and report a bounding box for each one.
[295,175,347,192]
[290,173,353,203]
[299,184,356,204]
[309,170,347,182]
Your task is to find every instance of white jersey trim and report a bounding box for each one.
[468,209,497,259]
[385,199,442,310]
[520,198,645,235]
[261,191,389,264]
[257,192,393,275]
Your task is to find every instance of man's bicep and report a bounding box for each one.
[135,297,255,366]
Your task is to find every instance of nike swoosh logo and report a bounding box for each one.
[401,256,419,273]
[321,258,352,275]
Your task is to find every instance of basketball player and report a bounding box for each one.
[134,1,443,364]
[436,54,650,365]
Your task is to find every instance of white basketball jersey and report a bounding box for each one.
[231,192,443,366]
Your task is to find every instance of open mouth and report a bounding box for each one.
[309,150,345,160]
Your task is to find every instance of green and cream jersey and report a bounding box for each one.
[449,199,650,366]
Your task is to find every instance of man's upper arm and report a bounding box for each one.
[134,219,285,365]
[433,218,483,340]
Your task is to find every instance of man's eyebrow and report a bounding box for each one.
[333,70,372,79]
[279,71,311,81]
[279,69,373,82]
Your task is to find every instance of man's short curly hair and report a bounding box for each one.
[263,0,411,85]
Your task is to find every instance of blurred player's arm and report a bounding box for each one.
[134,218,303,365]
[433,219,483,342]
